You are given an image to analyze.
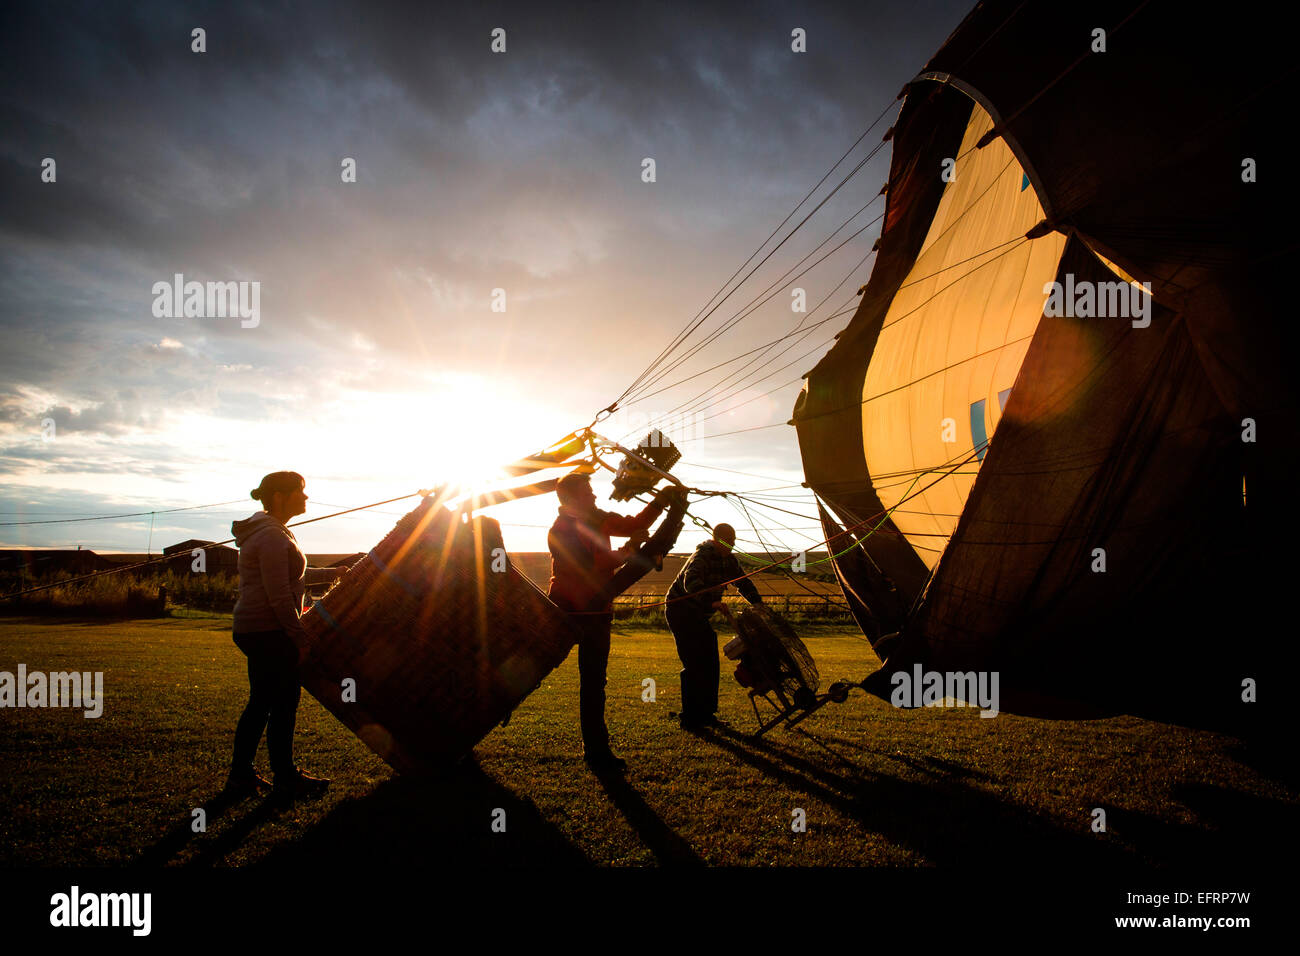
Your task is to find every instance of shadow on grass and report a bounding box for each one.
[1109,781,1300,868]
[133,787,270,867]
[136,763,590,868]
[591,768,704,867]
[1227,736,1300,793]
[252,762,590,868]
[704,724,1126,867]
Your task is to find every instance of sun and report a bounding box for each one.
[347,385,564,493]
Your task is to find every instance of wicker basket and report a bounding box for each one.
[300,496,577,772]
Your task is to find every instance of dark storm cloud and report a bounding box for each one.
[1,0,969,271]
[0,0,971,533]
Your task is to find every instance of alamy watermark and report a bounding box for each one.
[49,886,150,936]
[1043,272,1151,328]
[889,664,1000,717]
[152,273,260,328]
[0,665,103,718]
[600,408,704,447]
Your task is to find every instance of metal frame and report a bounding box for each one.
[747,685,837,737]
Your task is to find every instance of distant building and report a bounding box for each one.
[0,549,105,576]
[162,539,239,575]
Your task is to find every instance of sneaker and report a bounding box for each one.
[583,751,628,772]
[223,768,272,798]
[269,767,330,805]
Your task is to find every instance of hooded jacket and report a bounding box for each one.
[231,511,308,642]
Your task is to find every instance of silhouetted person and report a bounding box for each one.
[226,471,337,806]
[548,473,670,771]
[665,523,763,729]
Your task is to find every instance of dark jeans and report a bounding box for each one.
[666,603,719,721]
[230,628,301,778]
[571,611,614,755]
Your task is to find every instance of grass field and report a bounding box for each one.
[1,615,1295,868]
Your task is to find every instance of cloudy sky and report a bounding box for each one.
[1,0,971,556]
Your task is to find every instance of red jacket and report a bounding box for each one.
[547,501,664,612]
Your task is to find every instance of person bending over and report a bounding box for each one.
[665,523,763,730]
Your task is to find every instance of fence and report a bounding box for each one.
[610,593,852,621]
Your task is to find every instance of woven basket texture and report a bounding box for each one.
[301,497,577,771]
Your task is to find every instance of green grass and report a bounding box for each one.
[1,616,1294,868]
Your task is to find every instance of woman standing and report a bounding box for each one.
[225,470,331,805]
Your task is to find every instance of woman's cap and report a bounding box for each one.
[251,471,305,502]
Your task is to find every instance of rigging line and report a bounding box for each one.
[674,421,788,443]
[621,143,890,409]
[740,473,922,577]
[685,376,807,431]
[729,488,817,497]
[682,239,1032,442]
[866,449,991,492]
[728,497,847,608]
[731,496,820,508]
[636,223,879,418]
[616,99,900,404]
[675,476,806,490]
[672,231,1031,444]
[673,461,804,484]
[623,0,1028,418]
[679,483,808,497]
[878,236,1029,333]
[897,233,1023,291]
[873,471,981,491]
[730,508,827,596]
[719,167,1013,371]
[729,495,822,525]
[617,126,881,404]
[733,496,824,547]
[732,499,798,551]
[0,509,244,516]
[731,502,820,511]
[1,491,423,601]
[618,303,856,411]
[672,333,837,429]
[869,429,1174,484]
[0,499,249,528]
[686,374,816,439]
[885,155,1017,284]
[624,200,886,405]
[625,195,884,404]
[794,243,1033,429]
[632,302,854,443]
[655,247,875,427]
[309,500,410,518]
[655,350,829,442]
[862,329,1032,404]
[582,445,978,615]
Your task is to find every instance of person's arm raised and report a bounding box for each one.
[599,487,673,537]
